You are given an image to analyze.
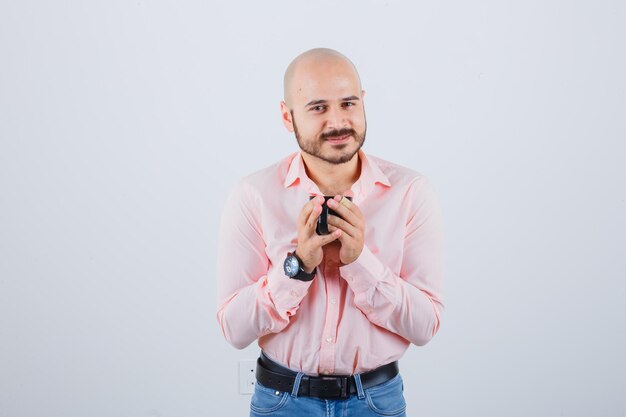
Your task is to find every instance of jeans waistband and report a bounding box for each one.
[255,352,399,399]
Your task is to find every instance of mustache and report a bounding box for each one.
[320,128,357,140]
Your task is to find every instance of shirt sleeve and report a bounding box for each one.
[339,176,445,346]
[216,179,313,349]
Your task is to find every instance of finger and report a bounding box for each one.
[314,228,342,246]
[298,195,323,228]
[305,202,322,232]
[328,224,350,245]
[342,196,363,223]
[327,214,357,239]
[327,196,361,228]
[337,195,363,218]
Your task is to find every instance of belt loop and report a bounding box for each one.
[354,374,366,399]
[291,372,304,398]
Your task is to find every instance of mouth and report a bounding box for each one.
[325,134,351,145]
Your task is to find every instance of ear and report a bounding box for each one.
[280,101,294,132]
[361,89,366,100]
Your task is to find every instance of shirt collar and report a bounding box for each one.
[284,152,305,189]
[283,150,391,198]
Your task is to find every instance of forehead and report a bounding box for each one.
[290,60,361,106]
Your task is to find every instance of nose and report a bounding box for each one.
[325,106,348,131]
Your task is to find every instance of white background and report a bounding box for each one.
[1,1,625,416]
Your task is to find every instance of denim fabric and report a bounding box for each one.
[249,373,406,417]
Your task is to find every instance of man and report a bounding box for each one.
[217,48,445,417]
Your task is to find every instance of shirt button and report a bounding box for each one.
[326,337,333,343]
[330,298,337,305]
[290,290,299,297]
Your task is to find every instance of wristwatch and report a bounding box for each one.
[283,251,316,281]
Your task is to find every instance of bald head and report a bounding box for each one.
[279,48,367,165]
[283,48,362,108]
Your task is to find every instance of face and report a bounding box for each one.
[282,59,367,165]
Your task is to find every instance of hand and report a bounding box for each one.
[295,195,342,272]
[326,195,365,265]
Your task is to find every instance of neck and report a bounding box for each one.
[301,152,361,196]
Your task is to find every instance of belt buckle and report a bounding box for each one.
[311,376,349,399]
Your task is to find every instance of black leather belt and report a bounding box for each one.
[255,352,399,399]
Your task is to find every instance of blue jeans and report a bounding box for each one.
[249,373,406,417]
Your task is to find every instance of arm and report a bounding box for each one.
[336,177,445,346]
[216,183,340,349]
[215,180,312,349]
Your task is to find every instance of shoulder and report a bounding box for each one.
[366,153,431,189]
[231,153,296,201]
[365,154,441,221]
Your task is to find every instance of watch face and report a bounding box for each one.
[284,255,300,278]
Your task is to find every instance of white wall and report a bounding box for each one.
[1,1,625,416]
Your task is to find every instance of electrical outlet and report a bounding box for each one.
[239,359,257,395]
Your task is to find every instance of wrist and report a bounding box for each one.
[294,249,316,273]
[284,251,316,282]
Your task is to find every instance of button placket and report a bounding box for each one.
[318,261,341,374]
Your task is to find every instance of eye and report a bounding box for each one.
[310,105,326,112]
[342,102,355,108]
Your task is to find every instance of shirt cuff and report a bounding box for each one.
[266,271,314,314]
[339,245,386,293]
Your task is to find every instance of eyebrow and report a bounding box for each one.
[305,96,360,107]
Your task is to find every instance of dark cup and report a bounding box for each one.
[309,196,352,235]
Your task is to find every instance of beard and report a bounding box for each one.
[291,110,366,165]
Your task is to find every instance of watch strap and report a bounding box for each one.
[290,251,316,282]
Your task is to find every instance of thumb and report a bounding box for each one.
[315,229,342,247]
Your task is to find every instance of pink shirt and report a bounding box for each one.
[216,151,445,376]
